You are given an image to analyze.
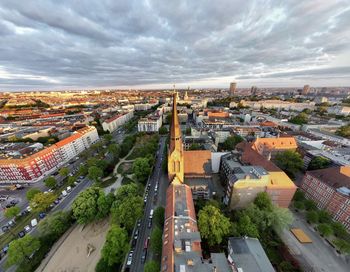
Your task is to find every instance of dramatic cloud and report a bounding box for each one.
[0,0,349,90]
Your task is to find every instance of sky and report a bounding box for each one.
[0,0,350,91]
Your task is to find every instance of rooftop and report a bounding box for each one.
[307,166,350,190]
[184,150,212,177]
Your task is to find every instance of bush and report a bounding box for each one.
[318,210,332,223]
[95,258,119,272]
[304,199,317,211]
[317,223,333,237]
[331,222,348,238]
[306,211,319,224]
[293,201,305,211]
[293,190,305,202]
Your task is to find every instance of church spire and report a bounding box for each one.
[169,92,181,153]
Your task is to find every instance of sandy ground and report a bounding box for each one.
[37,219,109,272]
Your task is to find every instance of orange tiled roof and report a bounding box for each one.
[184,150,211,176]
[105,113,123,123]
[252,137,297,153]
[260,121,278,127]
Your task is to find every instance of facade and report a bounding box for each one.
[230,82,237,96]
[162,93,230,272]
[138,112,162,132]
[0,126,99,183]
[242,99,315,112]
[101,110,134,133]
[252,137,297,159]
[301,166,350,230]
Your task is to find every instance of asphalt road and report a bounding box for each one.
[128,136,167,272]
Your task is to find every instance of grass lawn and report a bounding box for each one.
[126,134,159,160]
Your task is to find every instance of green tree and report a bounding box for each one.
[30,192,56,212]
[159,126,168,135]
[221,135,243,151]
[132,157,151,184]
[336,125,350,138]
[103,134,113,143]
[114,183,140,204]
[111,196,143,232]
[6,235,40,266]
[108,143,120,159]
[59,167,69,178]
[198,205,231,246]
[67,176,77,186]
[318,223,333,237]
[44,176,57,189]
[153,206,165,228]
[254,192,273,211]
[308,156,331,170]
[333,239,350,254]
[88,166,104,182]
[4,205,20,219]
[26,188,41,201]
[293,190,305,202]
[150,227,163,255]
[318,210,332,223]
[294,201,305,210]
[236,214,260,238]
[87,157,99,167]
[97,192,114,219]
[304,199,317,211]
[78,165,88,176]
[331,222,348,238]
[38,211,72,238]
[144,260,159,272]
[270,206,293,232]
[275,150,303,178]
[72,187,103,224]
[101,225,129,266]
[289,112,308,125]
[306,211,319,224]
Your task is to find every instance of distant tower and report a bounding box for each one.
[184,86,189,100]
[302,85,310,95]
[168,93,184,184]
[230,82,237,96]
[251,86,258,95]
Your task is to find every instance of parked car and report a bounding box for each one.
[8,220,15,227]
[61,190,68,197]
[2,245,9,254]
[24,225,31,233]
[39,212,46,219]
[18,231,25,238]
[1,226,9,233]
[137,219,141,228]
[54,199,60,205]
[66,186,72,193]
[134,229,139,240]
[126,251,134,266]
[26,206,32,212]
[141,249,147,263]
[147,219,152,228]
[31,218,38,227]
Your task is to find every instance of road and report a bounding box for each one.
[128,136,167,272]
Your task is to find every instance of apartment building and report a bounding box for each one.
[138,112,162,132]
[301,166,350,230]
[101,110,134,133]
[0,126,99,183]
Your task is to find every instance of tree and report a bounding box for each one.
[150,226,163,255]
[221,135,243,151]
[26,188,41,201]
[97,192,114,220]
[293,201,305,211]
[111,196,143,232]
[38,211,72,238]
[132,157,151,184]
[67,176,76,186]
[103,134,113,143]
[159,126,168,135]
[336,125,350,139]
[59,167,69,178]
[275,150,303,178]
[293,190,305,202]
[198,205,231,246]
[30,192,56,212]
[306,211,319,224]
[87,157,99,167]
[6,235,40,266]
[101,225,129,266]
[236,214,260,238]
[153,206,165,228]
[289,112,308,125]
[78,165,88,176]
[318,210,332,223]
[108,143,120,159]
[270,206,293,232]
[304,199,317,211]
[4,206,20,219]
[308,156,331,170]
[88,166,104,182]
[331,222,348,238]
[114,183,140,204]
[144,260,159,272]
[317,223,333,237]
[254,192,273,211]
[333,239,350,254]
[44,176,57,189]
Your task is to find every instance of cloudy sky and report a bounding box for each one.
[0,0,350,91]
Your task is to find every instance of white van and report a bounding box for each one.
[31,218,38,227]
[61,190,67,197]
[149,209,154,219]
[66,186,72,193]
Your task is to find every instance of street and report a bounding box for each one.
[128,136,167,272]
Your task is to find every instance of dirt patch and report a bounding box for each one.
[37,219,109,272]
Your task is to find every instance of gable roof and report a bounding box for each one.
[184,150,212,176]
[307,166,350,189]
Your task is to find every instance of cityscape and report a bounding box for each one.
[0,1,350,272]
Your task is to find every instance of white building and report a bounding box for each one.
[242,100,316,112]
[327,106,350,116]
[102,111,134,133]
[138,112,162,132]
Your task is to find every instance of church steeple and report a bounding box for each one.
[168,92,184,184]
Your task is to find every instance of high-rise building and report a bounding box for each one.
[251,85,258,95]
[230,82,237,96]
[302,84,310,95]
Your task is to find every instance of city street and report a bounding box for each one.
[128,136,167,272]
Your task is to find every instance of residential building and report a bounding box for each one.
[138,111,162,132]
[251,137,297,159]
[230,82,237,96]
[228,237,274,272]
[301,166,350,230]
[101,110,134,133]
[241,99,315,112]
[0,126,99,183]
[327,106,350,116]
